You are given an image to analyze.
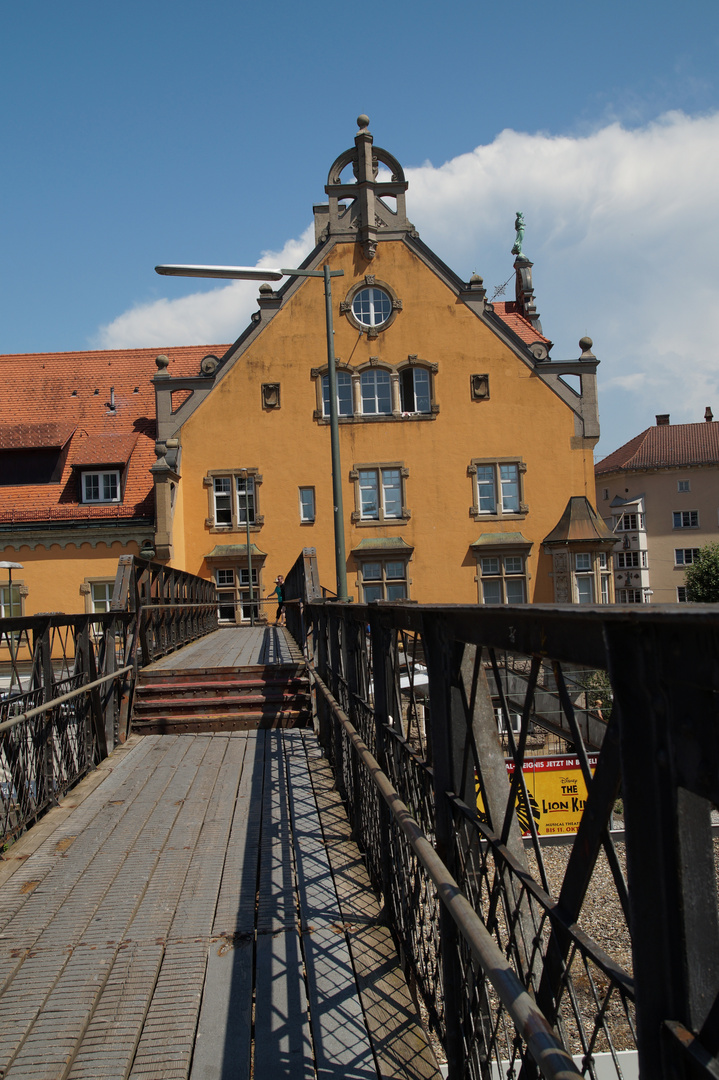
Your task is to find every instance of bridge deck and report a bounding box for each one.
[0,729,439,1080]
[144,626,302,672]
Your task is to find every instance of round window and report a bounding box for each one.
[351,287,392,328]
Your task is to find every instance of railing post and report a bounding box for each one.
[368,613,398,921]
[103,620,117,752]
[422,613,474,1080]
[603,617,719,1080]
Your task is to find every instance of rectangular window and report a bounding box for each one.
[360,369,392,415]
[90,582,113,613]
[353,464,407,524]
[575,553,592,571]
[576,575,595,604]
[617,588,645,603]
[678,480,690,492]
[615,512,643,531]
[236,476,255,525]
[214,477,233,525]
[359,559,408,602]
[675,548,700,565]
[81,470,120,503]
[215,567,259,623]
[673,510,699,528]
[677,586,688,602]
[0,584,22,618]
[479,554,527,604]
[299,487,315,523]
[322,371,353,417]
[471,460,525,518]
[616,551,647,569]
[208,470,261,530]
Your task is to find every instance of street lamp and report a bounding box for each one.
[155,263,349,602]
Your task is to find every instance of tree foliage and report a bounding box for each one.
[684,542,719,602]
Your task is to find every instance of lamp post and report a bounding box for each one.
[155,263,349,602]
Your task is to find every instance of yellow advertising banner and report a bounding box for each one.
[479,754,599,836]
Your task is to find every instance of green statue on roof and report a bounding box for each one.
[511,211,525,257]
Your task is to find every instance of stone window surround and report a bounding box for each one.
[339,276,403,337]
[312,356,438,424]
[1,579,28,617]
[203,468,264,533]
[468,458,528,521]
[355,555,412,602]
[80,577,115,614]
[349,461,410,527]
[214,565,262,625]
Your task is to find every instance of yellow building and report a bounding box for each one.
[150,117,606,616]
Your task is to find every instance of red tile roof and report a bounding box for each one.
[0,346,229,525]
[0,422,76,450]
[492,302,551,347]
[596,421,719,475]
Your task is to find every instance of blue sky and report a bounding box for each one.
[2,0,718,458]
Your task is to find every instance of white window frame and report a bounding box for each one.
[206,470,262,532]
[614,512,644,531]
[0,583,23,618]
[360,369,392,416]
[616,550,647,569]
[469,459,527,520]
[351,462,409,526]
[299,486,316,523]
[675,548,700,566]
[399,367,431,414]
[358,558,409,602]
[322,371,354,418]
[351,287,393,329]
[617,588,645,603]
[677,586,688,602]
[81,469,121,504]
[215,566,260,624]
[673,510,699,529]
[478,553,528,604]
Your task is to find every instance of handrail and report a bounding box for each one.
[0,665,133,734]
[311,668,581,1080]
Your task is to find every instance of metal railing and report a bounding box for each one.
[0,556,217,845]
[305,599,719,1080]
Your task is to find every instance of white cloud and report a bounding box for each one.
[94,225,317,350]
[95,113,719,455]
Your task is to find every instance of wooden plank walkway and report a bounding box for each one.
[0,729,441,1080]
[146,627,301,673]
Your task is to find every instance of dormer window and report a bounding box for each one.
[81,470,121,503]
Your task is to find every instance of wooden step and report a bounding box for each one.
[132,711,310,734]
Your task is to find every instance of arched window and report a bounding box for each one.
[399,367,431,413]
[360,369,392,415]
[322,371,353,417]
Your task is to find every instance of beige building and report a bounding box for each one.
[595,410,719,602]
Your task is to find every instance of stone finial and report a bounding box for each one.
[155,354,170,370]
[469,273,483,286]
[579,337,595,360]
[357,114,370,132]
[259,282,273,294]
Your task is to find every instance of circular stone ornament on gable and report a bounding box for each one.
[340,278,402,336]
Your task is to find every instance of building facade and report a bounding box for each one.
[151,118,606,617]
[595,410,719,602]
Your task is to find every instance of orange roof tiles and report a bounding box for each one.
[0,422,76,450]
[492,302,551,347]
[0,345,229,524]
[596,421,719,475]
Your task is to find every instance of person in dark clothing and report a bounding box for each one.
[270,575,285,626]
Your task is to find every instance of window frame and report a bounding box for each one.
[80,469,121,504]
[204,469,263,532]
[340,276,402,337]
[214,565,261,624]
[477,551,529,604]
[469,458,527,520]
[357,557,410,602]
[673,510,699,529]
[677,479,690,492]
[0,582,24,618]
[674,548,700,566]
[350,462,410,527]
[614,512,644,532]
[299,486,316,524]
[617,588,645,603]
[616,550,647,569]
[360,368,393,416]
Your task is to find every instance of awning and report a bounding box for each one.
[350,536,414,557]
[205,544,268,561]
